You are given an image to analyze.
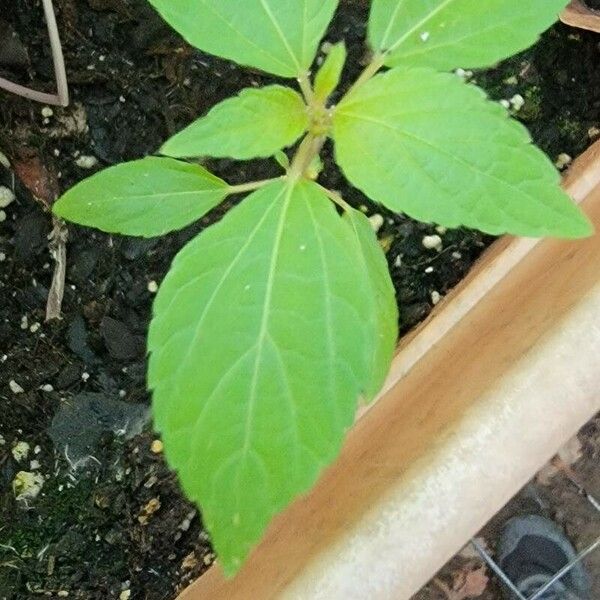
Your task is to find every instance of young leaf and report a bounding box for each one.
[343,207,398,399]
[274,150,290,170]
[147,0,339,78]
[148,179,386,574]
[53,157,228,237]
[314,42,347,101]
[333,68,592,238]
[368,0,569,71]
[161,86,308,160]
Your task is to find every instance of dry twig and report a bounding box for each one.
[0,0,69,105]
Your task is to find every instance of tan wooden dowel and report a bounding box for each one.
[561,0,600,33]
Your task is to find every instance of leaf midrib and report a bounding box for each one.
[305,190,340,430]
[384,0,457,55]
[193,1,293,73]
[164,184,286,383]
[103,188,225,202]
[258,0,302,73]
[242,182,295,457]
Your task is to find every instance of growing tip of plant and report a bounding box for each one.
[314,41,347,102]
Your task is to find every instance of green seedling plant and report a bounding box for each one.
[54,0,592,575]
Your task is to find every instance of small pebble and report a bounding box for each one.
[179,510,196,531]
[30,459,41,470]
[510,94,525,112]
[555,153,572,170]
[13,471,45,500]
[588,126,600,140]
[431,291,442,305]
[138,497,161,524]
[20,315,28,330]
[147,280,159,293]
[0,210,6,222]
[9,379,25,394]
[29,322,41,333]
[12,441,30,462]
[0,186,15,208]
[425,266,434,274]
[0,252,5,261]
[40,384,54,392]
[41,106,54,118]
[57,592,69,598]
[369,214,385,233]
[499,99,511,109]
[81,372,90,382]
[452,251,463,260]
[151,439,164,454]
[420,31,430,42]
[422,234,443,252]
[504,75,518,85]
[119,591,131,600]
[181,553,198,570]
[455,68,473,80]
[75,155,98,169]
[144,475,158,489]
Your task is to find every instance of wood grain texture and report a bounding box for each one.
[561,0,600,33]
[179,140,600,600]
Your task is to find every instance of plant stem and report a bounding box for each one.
[298,71,315,105]
[341,52,386,101]
[289,134,326,181]
[227,177,282,195]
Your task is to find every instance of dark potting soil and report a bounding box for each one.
[0,0,599,598]
[585,0,600,12]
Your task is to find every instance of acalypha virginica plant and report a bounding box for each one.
[54,0,592,574]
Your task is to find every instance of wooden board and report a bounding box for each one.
[561,0,600,33]
[180,140,600,600]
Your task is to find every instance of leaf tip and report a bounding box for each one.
[563,211,595,239]
[52,194,72,221]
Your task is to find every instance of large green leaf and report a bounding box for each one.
[368,0,568,71]
[53,157,228,237]
[147,0,339,78]
[343,207,398,399]
[333,68,592,238]
[148,179,388,574]
[160,86,308,160]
